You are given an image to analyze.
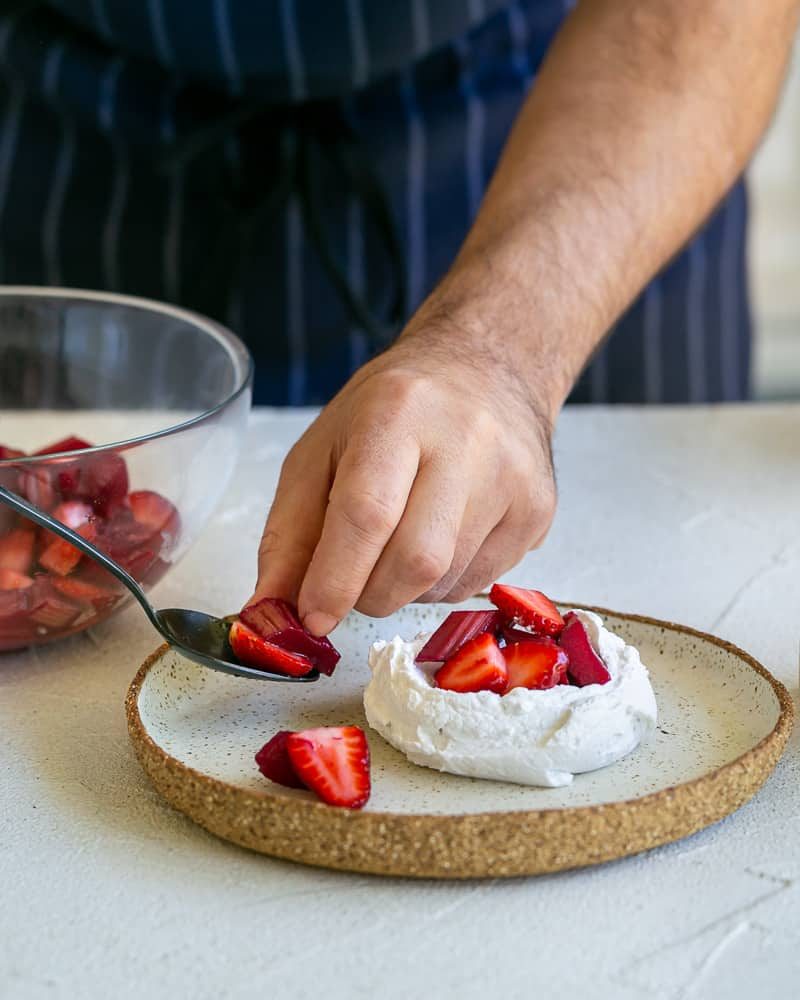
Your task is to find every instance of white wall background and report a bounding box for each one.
[750,48,800,399]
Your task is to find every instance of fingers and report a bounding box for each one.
[297,431,421,635]
[248,437,332,606]
[354,459,474,617]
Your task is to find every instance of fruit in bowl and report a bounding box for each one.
[0,286,252,651]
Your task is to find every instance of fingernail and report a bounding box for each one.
[303,611,339,637]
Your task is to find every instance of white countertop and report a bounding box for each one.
[2,405,799,1000]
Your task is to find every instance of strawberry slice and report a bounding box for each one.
[81,452,129,516]
[40,500,95,547]
[559,612,611,686]
[0,444,25,460]
[434,632,508,694]
[489,584,565,638]
[286,726,371,809]
[504,638,569,692]
[39,521,98,576]
[34,436,92,456]
[128,490,180,542]
[229,620,315,676]
[415,610,503,664]
[0,527,36,574]
[255,731,308,789]
[240,597,340,676]
[0,568,34,590]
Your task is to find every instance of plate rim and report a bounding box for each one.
[125,604,795,878]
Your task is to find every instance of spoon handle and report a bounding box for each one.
[0,484,162,631]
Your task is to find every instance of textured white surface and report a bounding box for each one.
[1,405,799,1000]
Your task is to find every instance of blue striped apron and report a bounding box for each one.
[0,0,751,405]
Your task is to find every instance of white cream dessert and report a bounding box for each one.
[363,609,658,788]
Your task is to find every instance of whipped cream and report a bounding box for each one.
[363,610,657,788]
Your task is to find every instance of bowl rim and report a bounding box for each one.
[0,285,254,461]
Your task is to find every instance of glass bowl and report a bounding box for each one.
[0,287,253,651]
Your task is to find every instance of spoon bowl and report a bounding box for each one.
[0,484,318,683]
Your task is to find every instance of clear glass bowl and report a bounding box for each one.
[0,287,253,651]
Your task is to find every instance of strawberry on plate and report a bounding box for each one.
[434,632,508,694]
[255,731,307,789]
[285,726,371,809]
[229,620,315,677]
[559,612,611,686]
[489,584,565,638]
[504,638,569,692]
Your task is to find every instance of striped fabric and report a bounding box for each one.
[0,0,750,405]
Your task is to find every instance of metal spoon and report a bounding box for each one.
[0,484,319,683]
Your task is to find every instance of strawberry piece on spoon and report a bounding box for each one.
[489,584,565,638]
[504,638,569,692]
[559,612,611,686]
[415,609,503,664]
[286,726,371,809]
[240,597,340,676]
[434,632,508,694]
[229,620,315,677]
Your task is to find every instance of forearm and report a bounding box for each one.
[405,0,799,420]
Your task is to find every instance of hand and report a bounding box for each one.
[249,299,559,637]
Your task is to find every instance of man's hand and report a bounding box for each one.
[250,302,557,637]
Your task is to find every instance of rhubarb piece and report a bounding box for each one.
[286,726,371,809]
[27,578,81,629]
[128,490,180,543]
[255,731,307,789]
[34,436,92,456]
[0,528,35,574]
[240,597,340,676]
[434,632,508,694]
[51,576,118,609]
[415,610,504,664]
[82,451,129,516]
[559,612,611,687]
[0,444,25,460]
[0,568,34,590]
[39,521,98,577]
[229,620,315,677]
[489,584,565,638]
[17,467,56,511]
[504,638,569,692]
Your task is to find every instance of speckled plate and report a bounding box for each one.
[126,601,793,878]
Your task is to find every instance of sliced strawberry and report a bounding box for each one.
[415,610,504,664]
[128,490,180,540]
[0,444,25,460]
[27,578,81,629]
[229,620,315,677]
[34,436,92,456]
[559,612,611,686]
[504,638,569,692]
[40,500,95,547]
[0,568,34,590]
[51,576,118,609]
[434,632,508,694]
[489,584,565,638]
[0,527,36,573]
[240,597,341,676]
[39,521,98,577]
[255,731,307,789]
[286,726,371,809]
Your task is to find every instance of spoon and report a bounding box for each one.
[0,484,319,683]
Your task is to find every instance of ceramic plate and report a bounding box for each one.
[126,601,793,878]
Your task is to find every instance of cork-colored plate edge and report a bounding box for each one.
[125,605,795,880]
